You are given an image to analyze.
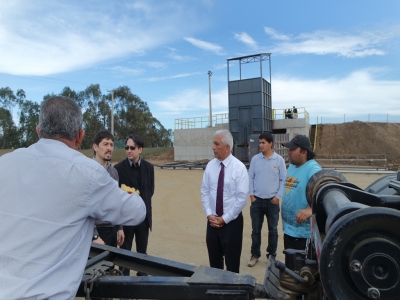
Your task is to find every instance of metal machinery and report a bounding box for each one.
[266,170,400,300]
[77,171,400,299]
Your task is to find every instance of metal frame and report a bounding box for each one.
[158,161,208,170]
[227,53,272,83]
[77,244,271,299]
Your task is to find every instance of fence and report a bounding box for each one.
[318,114,400,124]
[316,154,387,170]
[175,113,229,129]
[273,107,309,122]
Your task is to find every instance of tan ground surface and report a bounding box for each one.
[146,167,386,285]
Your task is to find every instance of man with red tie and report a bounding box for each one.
[200,129,249,273]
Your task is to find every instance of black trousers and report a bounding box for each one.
[97,226,118,247]
[120,218,149,276]
[206,212,243,273]
[284,234,313,258]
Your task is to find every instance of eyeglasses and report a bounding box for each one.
[125,146,137,151]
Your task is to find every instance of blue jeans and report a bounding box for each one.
[250,197,280,258]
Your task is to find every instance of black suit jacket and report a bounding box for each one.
[114,158,155,230]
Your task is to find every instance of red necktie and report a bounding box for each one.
[216,162,224,217]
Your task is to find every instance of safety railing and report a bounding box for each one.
[273,107,309,123]
[175,113,229,129]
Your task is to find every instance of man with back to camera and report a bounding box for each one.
[281,135,322,256]
[247,132,286,267]
[0,96,146,300]
[114,133,155,276]
[92,130,125,247]
[201,129,249,273]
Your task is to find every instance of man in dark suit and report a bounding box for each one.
[114,134,155,276]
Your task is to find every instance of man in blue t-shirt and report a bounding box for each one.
[281,135,321,254]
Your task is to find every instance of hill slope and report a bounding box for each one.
[316,122,400,166]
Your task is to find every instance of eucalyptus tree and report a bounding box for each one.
[0,107,20,148]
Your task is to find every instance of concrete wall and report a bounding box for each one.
[273,118,311,139]
[174,117,311,161]
[174,124,229,161]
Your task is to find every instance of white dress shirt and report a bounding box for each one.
[0,138,146,300]
[201,154,249,224]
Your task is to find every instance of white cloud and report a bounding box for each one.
[184,37,224,55]
[138,61,167,69]
[0,1,207,75]
[166,47,197,62]
[264,27,398,57]
[234,32,257,48]
[153,87,228,116]
[138,72,202,82]
[264,27,290,40]
[273,69,400,120]
[107,66,144,76]
[213,63,227,70]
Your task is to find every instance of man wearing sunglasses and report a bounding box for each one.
[114,134,155,276]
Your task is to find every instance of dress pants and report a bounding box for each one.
[206,212,243,273]
[120,218,149,276]
[97,226,118,247]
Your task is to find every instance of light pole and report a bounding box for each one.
[208,71,213,127]
[107,90,115,135]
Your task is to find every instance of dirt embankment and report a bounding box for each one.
[145,148,174,165]
[316,122,400,167]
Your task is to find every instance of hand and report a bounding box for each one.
[93,237,105,245]
[250,195,256,202]
[117,229,125,246]
[296,206,312,224]
[208,215,225,228]
[271,197,279,205]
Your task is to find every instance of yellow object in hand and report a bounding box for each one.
[121,184,140,195]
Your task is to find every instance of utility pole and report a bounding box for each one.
[107,90,115,135]
[208,71,213,127]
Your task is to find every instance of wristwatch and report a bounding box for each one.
[92,234,99,240]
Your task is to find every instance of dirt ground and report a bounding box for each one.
[146,167,386,285]
[316,122,400,167]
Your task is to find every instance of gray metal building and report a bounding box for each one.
[227,53,273,161]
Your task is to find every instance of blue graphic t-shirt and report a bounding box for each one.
[281,160,322,238]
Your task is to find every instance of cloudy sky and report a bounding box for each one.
[1,0,400,130]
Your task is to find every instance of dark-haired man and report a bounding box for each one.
[92,130,125,247]
[247,132,286,267]
[114,134,155,276]
[281,135,321,255]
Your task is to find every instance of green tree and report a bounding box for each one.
[113,86,172,147]
[0,107,20,148]
[0,87,18,115]
[18,100,40,147]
